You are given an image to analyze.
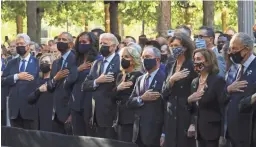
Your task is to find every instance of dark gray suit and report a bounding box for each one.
[2,55,39,129]
[47,51,78,134]
[82,53,120,139]
[127,69,165,147]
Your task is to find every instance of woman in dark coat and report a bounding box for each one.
[162,32,197,147]
[112,46,143,142]
[28,54,56,132]
[70,32,101,136]
[188,49,226,147]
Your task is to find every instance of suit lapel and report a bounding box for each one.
[15,58,20,73]
[140,74,146,94]
[149,70,160,89]
[241,58,256,82]
[97,59,103,76]
[106,54,119,73]
[25,56,33,73]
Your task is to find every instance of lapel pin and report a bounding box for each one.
[247,70,252,76]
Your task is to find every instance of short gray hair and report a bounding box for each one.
[60,32,73,43]
[16,33,31,45]
[232,32,254,51]
[99,33,119,46]
[143,46,161,59]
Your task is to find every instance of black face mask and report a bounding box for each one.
[121,58,131,69]
[78,44,92,54]
[100,45,111,57]
[57,42,69,53]
[230,51,244,64]
[161,54,168,63]
[143,58,157,71]
[40,63,51,73]
[253,32,256,39]
[16,46,27,56]
[217,44,223,52]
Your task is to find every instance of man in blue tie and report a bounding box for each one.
[126,46,165,147]
[2,34,39,129]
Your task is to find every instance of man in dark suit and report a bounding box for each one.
[2,40,19,126]
[224,32,256,147]
[82,33,120,139]
[126,46,165,147]
[239,93,256,147]
[47,32,78,134]
[2,34,39,129]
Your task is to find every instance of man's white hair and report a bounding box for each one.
[99,33,119,46]
[16,33,31,45]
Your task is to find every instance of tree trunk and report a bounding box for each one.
[221,8,227,32]
[157,1,171,37]
[104,4,110,33]
[84,15,89,32]
[203,1,214,27]
[142,20,145,35]
[16,15,23,34]
[109,1,118,35]
[36,7,43,44]
[26,1,37,41]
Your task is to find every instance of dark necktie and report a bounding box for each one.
[19,59,26,72]
[100,60,107,74]
[58,57,64,71]
[236,65,244,80]
[144,74,151,92]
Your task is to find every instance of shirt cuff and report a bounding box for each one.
[14,74,19,82]
[161,133,165,137]
[93,80,99,88]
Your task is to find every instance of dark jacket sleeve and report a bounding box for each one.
[81,61,98,92]
[126,78,144,108]
[1,61,16,86]
[64,57,78,90]
[27,88,41,104]
[215,77,227,137]
[239,95,256,113]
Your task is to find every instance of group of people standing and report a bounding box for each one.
[1,25,256,147]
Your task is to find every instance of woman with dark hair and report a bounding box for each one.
[70,31,101,136]
[188,49,226,147]
[27,54,56,132]
[162,32,197,147]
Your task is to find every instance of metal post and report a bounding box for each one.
[238,0,255,38]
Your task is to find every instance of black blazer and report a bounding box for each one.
[189,74,226,141]
[27,78,53,131]
[126,69,165,146]
[2,56,39,120]
[225,58,256,145]
[82,53,120,127]
[113,71,143,125]
[47,51,78,123]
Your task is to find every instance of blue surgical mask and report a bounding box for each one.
[195,38,207,49]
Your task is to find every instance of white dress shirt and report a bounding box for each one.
[14,53,31,82]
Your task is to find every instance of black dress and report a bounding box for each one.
[28,78,53,132]
[162,59,197,147]
[113,71,143,142]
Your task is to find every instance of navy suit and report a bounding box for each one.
[47,50,78,134]
[225,58,256,147]
[127,69,165,147]
[82,53,120,139]
[2,55,39,129]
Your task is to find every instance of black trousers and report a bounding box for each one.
[136,132,159,147]
[198,138,219,147]
[71,110,88,136]
[96,126,116,140]
[1,110,6,126]
[52,114,73,135]
[10,113,37,130]
[117,124,133,142]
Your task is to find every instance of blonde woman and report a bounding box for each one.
[27,53,56,132]
[112,46,143,142]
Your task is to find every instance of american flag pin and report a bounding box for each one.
[247,70,252,76]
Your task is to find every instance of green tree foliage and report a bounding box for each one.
[1,1,26,22]
[41,1,104,27]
